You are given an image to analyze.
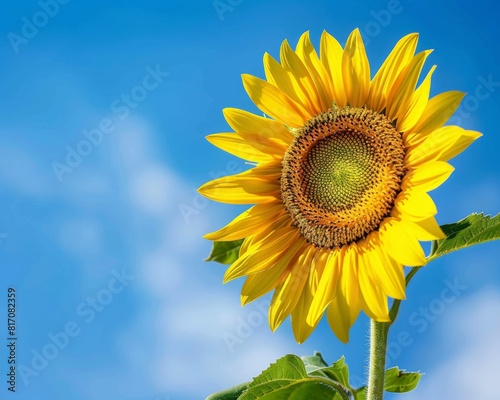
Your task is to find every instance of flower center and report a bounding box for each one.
[281,106,405,248]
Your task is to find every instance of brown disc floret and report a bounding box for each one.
[281,106,406,248]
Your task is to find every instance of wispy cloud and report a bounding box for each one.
[109,122,296,397]
[407,288,500,400]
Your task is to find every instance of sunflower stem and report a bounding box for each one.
[366,319,390,400]
[366,266,421,400]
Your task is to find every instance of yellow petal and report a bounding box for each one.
[198,163,280,204]
[292,247,327,343]
[326,286,361,344]
[320,30,347,107]
[198,177,278,204]
[238,132,287,156]
[405,126,482,168]
[242,74,310,128]
[364,234,406,300]
[223,108,293,144]
[204,202,284,241]
[224,226,298,282]
[342,29,370,107]
[239,236,252,258]
[405,126,462,167]
[397,65,437,132]
[393,189,437,221]
[410,91,466,136]
[241,237,306,305]
[238,219,287,259]
[380,218,426,267]
[225,248,281,284]
[368,33,419,112]
[334,244,361,329]
[306,249,341,327]
[325,244,362,343]
[269,244,313,331]
[240,269,284,306]
[358,247,390,322]
[291,279,316,344]
[386,50,432,121]
[402,161,454,192]
[206,133,278,163]
[438,130,482,161]
[263,52,305,107]
[296,31,333,109]
[411,217,446,241]
[308,249,328,293]
[280,40,326,115]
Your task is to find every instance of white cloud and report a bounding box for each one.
[407,288,500,400]
[14,115,292,399]
[140,251,183,295]
[128,165,176,217]
[103,119,294,397]
[117,291,292,398]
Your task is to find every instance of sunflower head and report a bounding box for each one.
[199,29,481,343]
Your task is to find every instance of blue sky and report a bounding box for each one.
[1,0,499,399]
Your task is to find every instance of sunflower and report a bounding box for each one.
[198,29,481,343]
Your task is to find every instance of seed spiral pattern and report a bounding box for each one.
[281,106,406,248]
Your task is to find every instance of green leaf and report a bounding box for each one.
[205,382,250,400]
[384,367,422,393]
[301,351,329,373]
[205,239,243,264]
[429,213,500,261]
[322,357,351,389]
[248,355,307,387]
[206,354,355,400]
[238,355,351,400]
[240,379,348,400]
[303,355,354,399]
[306,356,350,389]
